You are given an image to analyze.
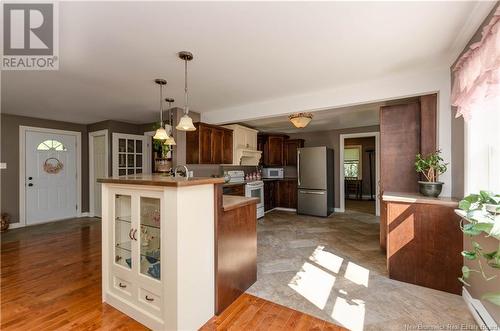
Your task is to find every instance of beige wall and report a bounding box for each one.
[288,125,380,208]
[1,114,89,222]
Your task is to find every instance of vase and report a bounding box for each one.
[418,181,443,198]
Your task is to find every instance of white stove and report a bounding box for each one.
[226,170,264,219]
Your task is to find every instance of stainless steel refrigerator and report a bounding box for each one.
[297,146,334,217]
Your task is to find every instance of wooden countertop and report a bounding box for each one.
[222,195,259,212]
[97,174,224,187]
[382,191,459,207]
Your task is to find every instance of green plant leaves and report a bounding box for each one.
[462,250,477,260]
[462,266,471,278]
[482,292,500,306]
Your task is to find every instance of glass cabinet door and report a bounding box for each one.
[139,197,161,281]
[114,194,132,269]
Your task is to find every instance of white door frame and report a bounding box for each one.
[339,132,380,216]
[89,129,109,217]
[143,131,155,174]
[18,126,82,228]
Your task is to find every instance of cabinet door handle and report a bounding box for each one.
[128,229,133,240]
[145,295,154,302]
[119,282,127,288]
[132,229,137,241]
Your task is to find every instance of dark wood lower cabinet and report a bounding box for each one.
[215,185,257,315]
[265,179,298,211]
[383,198,462,294]
[222,184,245,196]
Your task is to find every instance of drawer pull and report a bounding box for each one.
[132,229,138,241]
[118,282,127,288]
[145,295,154,302]
[128,229,133,240]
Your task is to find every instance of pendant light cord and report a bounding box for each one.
[184,58,189,115]
[159,84,164,125]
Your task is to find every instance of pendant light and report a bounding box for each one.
[176,51,196,131]
[153,79,170,140]
[289,112,313,128]
[164,98,176,146]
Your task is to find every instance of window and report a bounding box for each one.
[112,133,145,177]
[344,146,362,179]
[37,139,67,151]
[466,103,500,194]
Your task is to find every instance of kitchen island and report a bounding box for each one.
[98,174,258,330]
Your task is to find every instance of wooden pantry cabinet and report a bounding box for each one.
[186,122,233,164]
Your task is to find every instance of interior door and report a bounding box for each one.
[112,133,145,177]
[25,131,77,225]
[93,135,106,217]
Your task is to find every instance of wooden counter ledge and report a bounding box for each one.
[382,191,459,207]
[97,174,224,187]
[222,195,259,212]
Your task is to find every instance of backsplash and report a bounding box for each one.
[186,164,261,178]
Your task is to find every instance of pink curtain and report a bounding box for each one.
[451,7,500,121]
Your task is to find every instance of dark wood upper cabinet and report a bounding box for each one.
[186,122,233,164]
[222,130,233,164]
[211,128,224,164]
[284,139,304,166]
[258,134,289,166]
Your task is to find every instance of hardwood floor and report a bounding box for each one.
[1,218,148,330]
[1,217,345,331]
[201,293,346,331]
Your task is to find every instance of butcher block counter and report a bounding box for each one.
[381,192,462,294]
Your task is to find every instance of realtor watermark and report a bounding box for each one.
[2,1,59,70]
[404,323,498,330]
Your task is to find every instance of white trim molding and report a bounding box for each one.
[89,129,109,218]
[462,287,498,331]
[19,126,82,227]
[339,131,380,216]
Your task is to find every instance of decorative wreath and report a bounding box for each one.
[43,157,64,174]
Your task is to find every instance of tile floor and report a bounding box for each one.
[247,209,476,331]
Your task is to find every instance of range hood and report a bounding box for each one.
[236,149,262,166]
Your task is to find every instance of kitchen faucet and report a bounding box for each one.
[174,165,189,178]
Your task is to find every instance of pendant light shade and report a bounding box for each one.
[164,98,177,145]
[176,51,196,132]
[153,126,169,140]
[289,112,313,128]
[153,79,171,140]
[177,114,196,131]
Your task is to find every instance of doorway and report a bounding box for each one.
[89,130,109,217]
[20,126,82,226]
[339,132,380,216]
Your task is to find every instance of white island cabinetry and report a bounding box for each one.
[99,175,224,330]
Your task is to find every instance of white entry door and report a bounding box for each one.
[25,131,78,225]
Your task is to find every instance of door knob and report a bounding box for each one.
[28,176,33,180]
[28,183,33,187]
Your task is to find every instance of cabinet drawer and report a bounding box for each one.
[138,287,161,312]
[112,276,132,297]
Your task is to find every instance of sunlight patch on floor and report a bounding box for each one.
[309,245,344,273]
[331,297,366,331]
[344,261,370,287]
[288,262,336,309]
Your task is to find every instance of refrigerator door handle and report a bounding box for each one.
[299,190,326,195]
[297,150,301,186]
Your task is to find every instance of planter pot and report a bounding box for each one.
[418,181,444,198]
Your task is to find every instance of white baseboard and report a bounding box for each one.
[81,212,92,217]
[462,287,498,330]
[334,208,343,212]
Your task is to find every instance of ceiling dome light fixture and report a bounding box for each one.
[153,79,170,140]
[164,97,176,146]
[289,112,313,128]
[176,51,196,132]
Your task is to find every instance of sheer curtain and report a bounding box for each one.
[452,7,500,194]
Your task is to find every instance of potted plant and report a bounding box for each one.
[458,191,500,306]
[415,150,448,197]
